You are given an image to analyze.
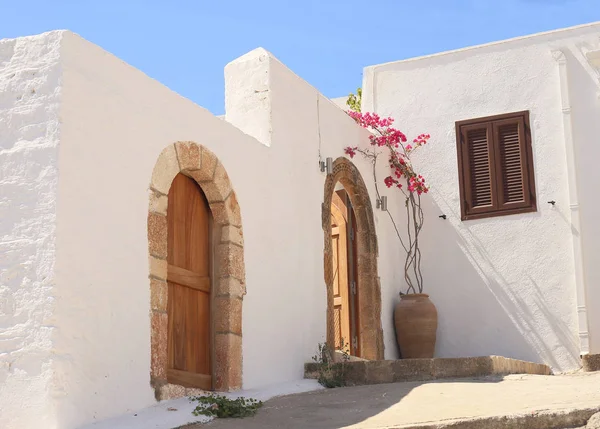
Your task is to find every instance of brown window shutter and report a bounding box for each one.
[456,110,536,220]
[459,123,498,217]
[492,117,533,210]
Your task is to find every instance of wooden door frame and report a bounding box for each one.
[344,192,360,357]
[322,157,384,361]
[148,141,245,400]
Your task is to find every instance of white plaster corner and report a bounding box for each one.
[224,47,274,147]
[225,47,275,67]
[551,49,567,64]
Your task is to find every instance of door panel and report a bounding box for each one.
[331,202,350,352]
[167,173,211,389]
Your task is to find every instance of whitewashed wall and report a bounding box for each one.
[361,22,600,372]
[567,41,600,355]
[0,31,63,429]
[44,32,387,429]
[330,96,350,110]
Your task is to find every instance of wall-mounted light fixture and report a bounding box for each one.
[376,196,388,211]
[319,157,333,174]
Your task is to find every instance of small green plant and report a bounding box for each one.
[311,339,350,388]
[346,88,362,113]
[191,393,263,419]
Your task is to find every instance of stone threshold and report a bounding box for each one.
[392,406,599,429]
[304,355,551,386]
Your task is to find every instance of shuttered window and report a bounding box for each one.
[456,111,536,220]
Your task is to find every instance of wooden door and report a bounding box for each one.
[331,198,351,353]
[331,190,360,356]
[167,173,212,389]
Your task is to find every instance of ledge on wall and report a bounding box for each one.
[586,50,600,69]
[304,356,551,386]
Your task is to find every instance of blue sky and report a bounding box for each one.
[1,1,598,114]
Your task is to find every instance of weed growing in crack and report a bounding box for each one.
[191,394,263,419]
[311,339,350,388]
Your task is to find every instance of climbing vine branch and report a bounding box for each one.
[344,90,430,294]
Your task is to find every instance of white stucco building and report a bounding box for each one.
[361,20,600,370]
[1,20,599,429]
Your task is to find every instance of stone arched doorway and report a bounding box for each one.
[323,157,384,360]
[148,141,245,400]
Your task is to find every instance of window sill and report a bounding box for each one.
[461,205,537,221]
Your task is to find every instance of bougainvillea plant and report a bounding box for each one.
[344,90,430,295]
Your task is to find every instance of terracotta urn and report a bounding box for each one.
[394,293,438,359]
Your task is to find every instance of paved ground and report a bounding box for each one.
[187,372,600,429]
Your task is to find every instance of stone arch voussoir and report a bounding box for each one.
[323,157,384,360]
[148,141,245,400]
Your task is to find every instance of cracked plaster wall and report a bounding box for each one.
[0,30,63,429]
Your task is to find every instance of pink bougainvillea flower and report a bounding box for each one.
[344,146,357,158]
[345,109,430,196]
[384,176,398,188]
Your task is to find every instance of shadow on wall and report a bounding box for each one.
[418,195,579,371]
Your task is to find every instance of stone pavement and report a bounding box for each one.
[186,372,600,429]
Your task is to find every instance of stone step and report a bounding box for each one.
[305,355,551,386]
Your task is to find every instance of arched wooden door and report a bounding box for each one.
[330,190,360,356]
[166,173,212,389]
